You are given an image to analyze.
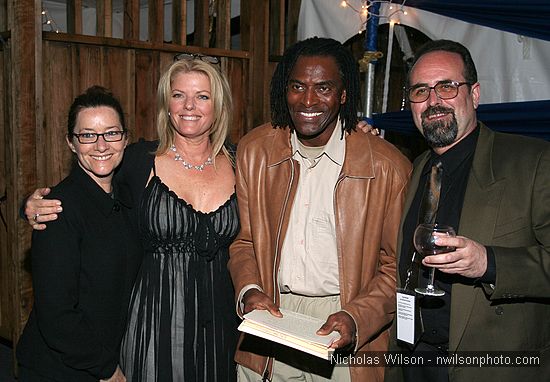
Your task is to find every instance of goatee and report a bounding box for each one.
[421,106,458,148]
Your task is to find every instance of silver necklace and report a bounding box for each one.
[170,144,213,171]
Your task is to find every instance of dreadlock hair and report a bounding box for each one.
[270,37,360,134]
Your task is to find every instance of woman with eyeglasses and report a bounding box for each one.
[23,56,240,381]
[17,86,142,382]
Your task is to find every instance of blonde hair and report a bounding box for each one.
[156,59,234,164]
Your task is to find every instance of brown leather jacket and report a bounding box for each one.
[229,123,412,382]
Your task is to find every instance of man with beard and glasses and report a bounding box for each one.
[229,37,411,382]
[384,39,550,382]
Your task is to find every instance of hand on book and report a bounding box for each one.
[242,289,283,318]
[316,311,357,349]
[238,308,341,360]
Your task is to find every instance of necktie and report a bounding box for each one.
[419,161,443,224]
[403,161,443,290]
[401,161,444,346]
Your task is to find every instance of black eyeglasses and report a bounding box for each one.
[174,53,220,65]
[72,131,126,144]
[407,81,471,103]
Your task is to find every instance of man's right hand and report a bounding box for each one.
[25,187,63,230]
[242,289,282,317]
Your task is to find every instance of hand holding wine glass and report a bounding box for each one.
[413,223,456,296]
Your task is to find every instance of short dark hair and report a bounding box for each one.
[270,37,360,134]
[67,85,126,136]
[408,39,478,86]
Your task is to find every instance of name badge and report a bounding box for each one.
[396,289,416,344]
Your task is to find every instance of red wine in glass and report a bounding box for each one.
[413,223,456,296]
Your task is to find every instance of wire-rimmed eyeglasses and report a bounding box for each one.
[406,81,471,103]
[72,131,126,144]
[174,53,220,65]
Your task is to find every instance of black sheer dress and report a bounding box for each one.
[121,165,239,382]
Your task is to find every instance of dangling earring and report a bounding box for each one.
[168,111,171,116]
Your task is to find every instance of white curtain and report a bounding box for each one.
[298,0,550,105]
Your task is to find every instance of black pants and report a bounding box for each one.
[18,366,57,382]
[402,341,449,382]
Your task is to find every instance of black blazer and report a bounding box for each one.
[17,165,142,381]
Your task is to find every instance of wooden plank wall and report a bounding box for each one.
[0,35,11,342]
[0,0,253,354]
[4,0,42,356]
[39,36,251,185]
[1,3,302,374]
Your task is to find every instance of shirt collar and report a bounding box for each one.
[290,119,345,166]
[426,125,480,175]
[71,164,133,216]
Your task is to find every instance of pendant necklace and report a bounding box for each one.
[170,144,213,171]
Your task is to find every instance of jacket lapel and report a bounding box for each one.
[449,124,506,351]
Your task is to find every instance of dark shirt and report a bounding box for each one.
[114,139,159,212]
[17,165,142,381]
[401,127,479,345]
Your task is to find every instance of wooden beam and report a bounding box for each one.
[43,31,249,59]
[96,0,104,36]
[148,0,164,43]
[124,0,140,40]
[269,0,285,55]
[0,29,10,342]
[172,0,187,45]
[105,0,113,37]
[286,0,302,48]
[215,0,231,49]
[0,0,7,30]
[95,0,113,37]
[7,0,43,352]
[194,0,210,47]
[67,0,82,35]
[240,0,270,130]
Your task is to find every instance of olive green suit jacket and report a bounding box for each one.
[385,123,550,382]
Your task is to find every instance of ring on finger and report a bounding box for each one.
[33,213,40,222]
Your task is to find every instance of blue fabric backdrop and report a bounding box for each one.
[400,0,550,41]
[375,1,550,141]
[372,100,550,141]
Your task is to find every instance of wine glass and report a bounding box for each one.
[413,223,456,296]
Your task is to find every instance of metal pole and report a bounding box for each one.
[360,1,381,123]
[364,63,375,118]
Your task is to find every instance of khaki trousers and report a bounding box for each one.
[237,293,351,382]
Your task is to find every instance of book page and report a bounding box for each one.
[241,308,340,347]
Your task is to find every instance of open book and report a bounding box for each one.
[238,308,341,360]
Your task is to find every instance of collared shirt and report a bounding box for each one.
[401,126,479,345]
[278,121,345,296]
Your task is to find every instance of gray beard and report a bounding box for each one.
[422,114,458,148]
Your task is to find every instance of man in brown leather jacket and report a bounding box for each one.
[229,37,411,382]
